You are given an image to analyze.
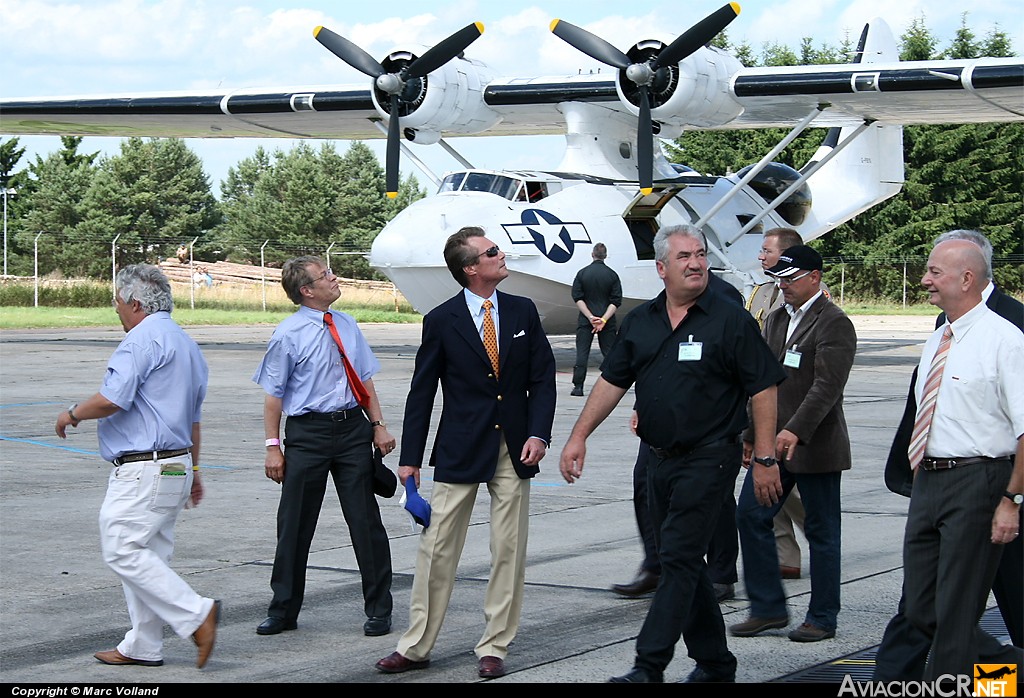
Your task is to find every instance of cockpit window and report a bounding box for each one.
[437,171,542,202]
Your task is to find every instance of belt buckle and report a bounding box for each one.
[332,409,348,422]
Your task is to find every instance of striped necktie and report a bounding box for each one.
[908,325,953,470]
[482,300,499,376]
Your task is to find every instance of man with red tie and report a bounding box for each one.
[376,227,556,679]
[253,256,396,638]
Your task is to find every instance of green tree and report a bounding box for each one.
[58,138,220,278]
[215,140,425,278]
[12,138,99,276]
[900,15,938,60]
[945,13,979,59]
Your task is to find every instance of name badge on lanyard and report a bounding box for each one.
[784,344,802,369]
[678,335,703,362]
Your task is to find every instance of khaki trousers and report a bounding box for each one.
[397,442,530,661]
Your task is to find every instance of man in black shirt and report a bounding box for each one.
[560,224,785,683]
[571,243,622,396]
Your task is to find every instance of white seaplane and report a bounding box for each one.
[2,4,1021,331]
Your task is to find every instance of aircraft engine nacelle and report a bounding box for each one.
[371,49,501,138]
[615,44,744,129]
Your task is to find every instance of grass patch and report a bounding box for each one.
[0,305,421,329]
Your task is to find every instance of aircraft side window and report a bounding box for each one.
[526,181,547,201]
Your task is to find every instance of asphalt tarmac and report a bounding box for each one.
[0,314,996,685]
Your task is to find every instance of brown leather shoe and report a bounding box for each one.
[192,600,221,668]
[788,622,836,642]
[375,651,430,674]
[729,615,789,637]
[611,569,659,597]
[94,648,163,667]
[780,565,801,579]
[479,655,506,679]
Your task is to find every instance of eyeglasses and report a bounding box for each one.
[474,246,500,262]
[308,268,333,284]
[773,271,813,287]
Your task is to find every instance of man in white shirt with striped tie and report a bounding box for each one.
[901,238,1024,682]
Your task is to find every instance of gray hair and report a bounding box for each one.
[933,230,993,280]
[116,264,174,314]
[281,256,324,305]
[653,224,705,265]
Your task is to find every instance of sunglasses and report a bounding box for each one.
[474,245,501,261]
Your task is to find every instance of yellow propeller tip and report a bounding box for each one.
[475,21,485,34]
[386,191,398,199]
[730,2,741,15]
[313,25,323,37]
[550,19,560,32]
[640,187,653,196]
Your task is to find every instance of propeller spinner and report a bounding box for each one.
[314,22,485,198]
[551,3,740,194]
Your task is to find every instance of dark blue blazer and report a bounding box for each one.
[400,290,557,483]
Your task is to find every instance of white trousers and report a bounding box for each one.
[98,457,213,662]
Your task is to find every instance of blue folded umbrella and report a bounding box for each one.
[402,477,431,529]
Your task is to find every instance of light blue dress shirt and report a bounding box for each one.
[98,312,208,462]
[253,305,380,416]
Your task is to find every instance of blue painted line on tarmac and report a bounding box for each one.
[0,401,63,409]
[0,435,234,470]
[1,435,98,455]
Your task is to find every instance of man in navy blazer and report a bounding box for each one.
[376,226,556,679]
[874,229,1023,680]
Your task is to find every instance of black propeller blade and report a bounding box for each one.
[313,22,485,197]
[550,3,741,194]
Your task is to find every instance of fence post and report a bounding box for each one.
[111,234,121,302]
[33,232,43,307]
[189,236,199,310]
[326,242,336,274]
[902,261,908,309]
[260,240,270,312]
[840,262,845,307]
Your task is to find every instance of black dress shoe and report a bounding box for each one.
[611,569,659,597]
[609,667,664,683]
[682,666,735,683]
[363,615,392,636]
[256,616,297,635]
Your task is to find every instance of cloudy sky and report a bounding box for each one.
[2,0,1020,191]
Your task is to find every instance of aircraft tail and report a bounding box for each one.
[800,18,904,242]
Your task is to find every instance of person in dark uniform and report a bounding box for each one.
[612,270,744,602]
[560,224,785,683]
[571,242,622,396]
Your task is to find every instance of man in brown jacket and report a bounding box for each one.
[730,245,857,643]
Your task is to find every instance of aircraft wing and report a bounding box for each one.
[1,58,1021,141]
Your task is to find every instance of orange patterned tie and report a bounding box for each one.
[908,325,953,470]
[482,300,499,376]
[324,312,371,409]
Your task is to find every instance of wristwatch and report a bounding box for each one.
[67,403,81,426]
[1005,491,1024,505]
[753,455,778,467]
[370,420,387,429]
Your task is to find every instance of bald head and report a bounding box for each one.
[922,239,986,321]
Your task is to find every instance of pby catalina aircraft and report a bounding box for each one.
[2,4,1022,332]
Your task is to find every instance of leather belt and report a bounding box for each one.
[919,456,1009,471]
[293,408,363,422]
[651,434,741,461]
[113,448,191,466]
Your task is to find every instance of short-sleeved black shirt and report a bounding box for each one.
[601,286,785,451]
